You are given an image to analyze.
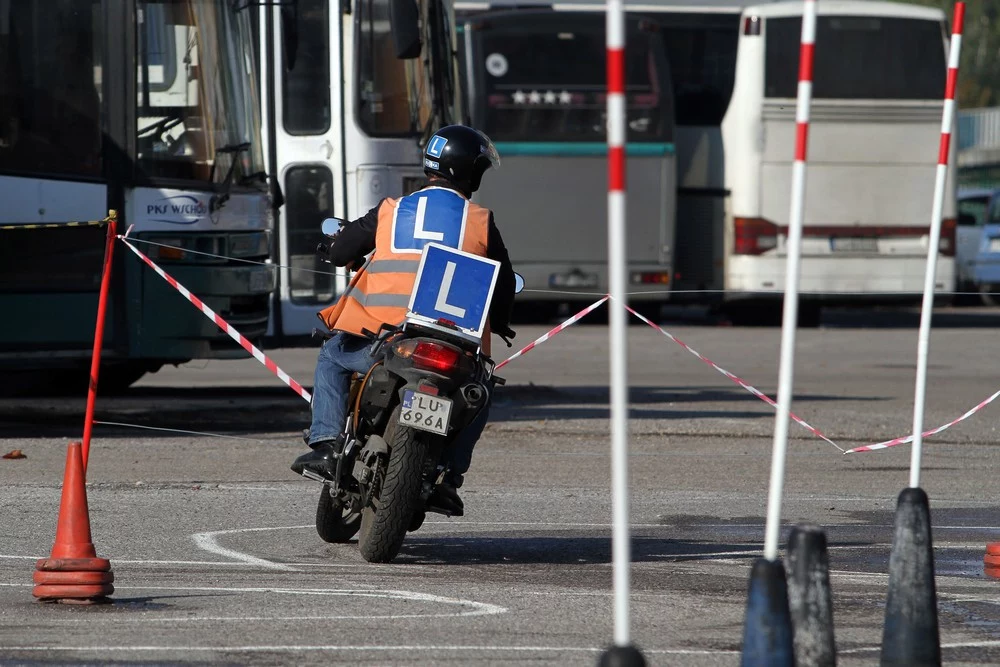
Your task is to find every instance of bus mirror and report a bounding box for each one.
[280,0,300,70]
[321,218,344,236]
[514,273,524,294]
[389,0,422,59]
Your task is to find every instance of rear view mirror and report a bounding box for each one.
[389,0,422,59]
[514,273,524,294]
[321,218,344,236]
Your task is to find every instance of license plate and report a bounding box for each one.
[830,237,878,253]
[990,238,1000,253]
[250,269,273,292]
[399,390,452,435]
[549,271,599,288]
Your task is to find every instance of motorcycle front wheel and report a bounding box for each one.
[357,405,428,563]
[315,487,362,543]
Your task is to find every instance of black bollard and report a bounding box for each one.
[597,644,646,667]
[880,487,940,667]
[787,524,837,666]
[741,557,795,667]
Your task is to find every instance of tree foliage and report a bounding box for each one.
[887,0,1000,108]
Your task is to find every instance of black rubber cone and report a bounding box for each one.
[741,557,795,667]
[880,487,941,667]
[787,524,837,666]
[597,644,646,666]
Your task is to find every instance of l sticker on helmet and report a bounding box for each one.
[427,135,448,158]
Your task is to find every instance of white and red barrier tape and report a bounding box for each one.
[119,240,1000,456]
[845,389,1000,454]
[496,297,609,370]
[120,239,312,403]
[624,303,844,453]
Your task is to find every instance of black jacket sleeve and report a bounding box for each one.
[486,212,516,334]
[326,201,382,267]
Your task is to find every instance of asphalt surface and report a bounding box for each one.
[4,306,1000,665]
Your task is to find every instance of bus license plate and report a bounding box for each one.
[399,390,452,436]
[830,237,878,253]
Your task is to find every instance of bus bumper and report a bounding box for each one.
[131,261,275,360]
[515,262,674,302]
[726,255,956,303]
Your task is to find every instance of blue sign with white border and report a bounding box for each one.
[426,135,448,158]
[408,243,500,338]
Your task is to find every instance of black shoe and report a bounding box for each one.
[427,477,464,517]
[291,437,345,480]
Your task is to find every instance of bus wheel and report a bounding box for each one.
[980,284,1000,307]
[511,301,559,324]
[631,302,663,324]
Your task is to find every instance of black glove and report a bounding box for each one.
[316,237,333,262]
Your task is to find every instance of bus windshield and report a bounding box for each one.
[357,0,460,137]
[466,11,674,143]
[137,1,265,184]
[765,15,946,100]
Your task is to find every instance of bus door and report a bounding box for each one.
[261,0,346,339]
[463,10,676,299]
[652,10,741,296]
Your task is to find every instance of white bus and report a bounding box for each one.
[256,0,464,342]
[720,0,957,324]
[456,0,957,325]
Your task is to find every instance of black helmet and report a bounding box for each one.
[422,125,500,194]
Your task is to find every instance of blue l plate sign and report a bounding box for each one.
[408,243,500,338]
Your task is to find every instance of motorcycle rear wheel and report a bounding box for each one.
[315,487,362,543]
[357,406,427,563]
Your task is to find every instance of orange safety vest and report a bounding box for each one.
[318,186,494,355]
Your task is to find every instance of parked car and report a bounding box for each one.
[957,186,1000,305]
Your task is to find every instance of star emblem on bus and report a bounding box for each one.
[512,90,526,104]
[559,90,573,104]
[544,90,557,104]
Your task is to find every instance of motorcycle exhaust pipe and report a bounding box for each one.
[461,383,485,407]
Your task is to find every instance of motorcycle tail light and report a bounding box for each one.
[413,342,461,373]
[394,339,462,373]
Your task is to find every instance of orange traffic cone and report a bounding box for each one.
[32,441,114,603]
[985,543,1000,579]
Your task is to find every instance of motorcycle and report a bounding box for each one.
[302,218,522,563]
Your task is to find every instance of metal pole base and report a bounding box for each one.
[597,644,647,667]
[741,557,795,667]
[881,487,940,667]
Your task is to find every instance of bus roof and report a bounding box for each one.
[742,1,946,21]
[455,0,766,14]
[456,0,945,19]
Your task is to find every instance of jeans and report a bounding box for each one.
[308,332,490,477]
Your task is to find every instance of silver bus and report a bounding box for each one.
[457,0,678,319]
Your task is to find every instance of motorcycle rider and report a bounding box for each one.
[290,125,516,515]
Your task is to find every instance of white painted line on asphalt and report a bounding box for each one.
[17,585,505,621]
[0,554,421,569]
[191,526,310,571]
[0,644,739,656]
[841,640,1000,654]
[423,521,668,528]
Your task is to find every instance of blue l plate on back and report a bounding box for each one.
[408,243,501,338]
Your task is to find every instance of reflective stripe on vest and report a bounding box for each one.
[318,188,492,352]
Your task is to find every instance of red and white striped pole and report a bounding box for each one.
[763,0,816,563]
[601,0,645,663]
[909,2,964,489]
